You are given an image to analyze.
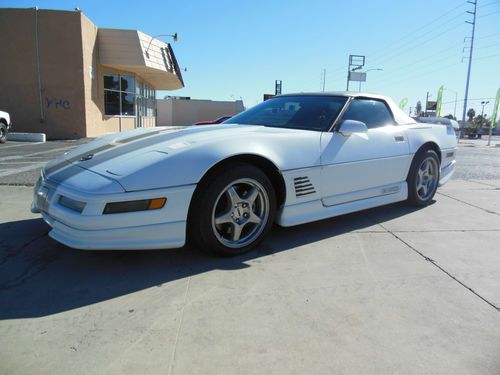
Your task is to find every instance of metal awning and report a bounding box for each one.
[98,29,184,90]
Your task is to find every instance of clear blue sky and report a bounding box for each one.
[3,0,500,118]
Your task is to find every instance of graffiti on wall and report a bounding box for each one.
[46,98,71,109]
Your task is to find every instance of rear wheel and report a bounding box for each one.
[189,163,276,256]
[406,149,440,206]
[0,124,7,143]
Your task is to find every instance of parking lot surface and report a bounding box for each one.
[1,137,500,374]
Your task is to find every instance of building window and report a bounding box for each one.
[135,81,156,117]
[104,73,136,116]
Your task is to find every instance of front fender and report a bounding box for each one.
[116,132,321,191]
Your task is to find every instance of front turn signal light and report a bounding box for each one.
[148,198,167,210]
[103,197,167,214]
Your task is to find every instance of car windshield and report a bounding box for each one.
[224,95,348,131]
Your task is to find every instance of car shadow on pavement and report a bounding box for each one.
[0,202,428,319]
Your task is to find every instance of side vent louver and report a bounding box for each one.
[294,176,316,197]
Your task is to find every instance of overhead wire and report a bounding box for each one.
[323,2,499,91]
[323,2,469,74]
[365,1,467,62]
[369,22,466,69]
[477,10,500,19]
[367,4,500,89]
[477,0,500,8]
[371,41,465,77]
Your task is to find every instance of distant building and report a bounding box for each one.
[157,98,245,126]
[0,8,184,139]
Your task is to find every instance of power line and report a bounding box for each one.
[323,3,498,87]
[477,9,500,19]
[476,31,500,40]
[473,52,500,60]
[372,60,464,88]
[474,42,500,50]
[369,21,465,68]
[368,42,464,81]
[366,2,467,61]
[477,0,500,8]
[368,48,497,89]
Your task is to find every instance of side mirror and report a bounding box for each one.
[338,119,368,137]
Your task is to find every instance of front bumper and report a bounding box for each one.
[32,175,196,250]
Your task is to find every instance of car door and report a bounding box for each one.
[320,98,411,206]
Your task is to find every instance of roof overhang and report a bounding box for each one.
[98,29,184,90]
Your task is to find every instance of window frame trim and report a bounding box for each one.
[103,72,137,117]
[329,97,396,133]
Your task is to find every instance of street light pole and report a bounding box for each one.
[425,92,430,117]
[358,68,383,92]
[145,33,178,57]
[480,100,489,142]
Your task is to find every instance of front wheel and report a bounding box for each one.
[189,163,276,256]
[406,149,440,206]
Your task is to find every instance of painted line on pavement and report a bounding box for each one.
[0,146,75,162]
[0,163,45,178]
[0,142,44,150]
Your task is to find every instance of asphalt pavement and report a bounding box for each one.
[0,138,90,186]
[0,136,499,374]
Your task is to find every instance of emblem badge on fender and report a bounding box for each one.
[80,153,94,161]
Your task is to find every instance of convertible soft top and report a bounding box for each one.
[279,91,417,126]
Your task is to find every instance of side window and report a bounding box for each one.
[341,99,394,129]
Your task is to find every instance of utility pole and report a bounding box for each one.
[461,0,477,136]
[321,69,326,92]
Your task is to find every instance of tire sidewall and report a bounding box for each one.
[0,124,6,143]
[407,149,440,206]
[190,163,276,256]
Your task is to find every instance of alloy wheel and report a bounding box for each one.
[211,178,270,249]
[416,157,438,201]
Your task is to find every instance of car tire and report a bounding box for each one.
[0,124,7,143]
[406,149,440,206]
[188,162,277,256]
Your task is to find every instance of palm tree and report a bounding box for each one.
[467,108,476,123]
[415,101,422,117]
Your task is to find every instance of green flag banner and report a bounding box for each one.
[399,98,408,109]
[436,85,444,117]
[491,88,500,128]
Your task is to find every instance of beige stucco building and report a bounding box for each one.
[157,98,245,127]
[0,8,184,139]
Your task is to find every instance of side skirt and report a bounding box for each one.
[276,182,408,227]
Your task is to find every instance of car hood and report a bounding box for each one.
[44,125,321,192]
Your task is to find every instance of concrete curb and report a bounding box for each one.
[7,132,46,142]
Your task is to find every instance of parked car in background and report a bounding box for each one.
[32,92,457,256]
[0,110,12,143]
[194,115,232,125]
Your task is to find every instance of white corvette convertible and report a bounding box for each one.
[32,92,457,255]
